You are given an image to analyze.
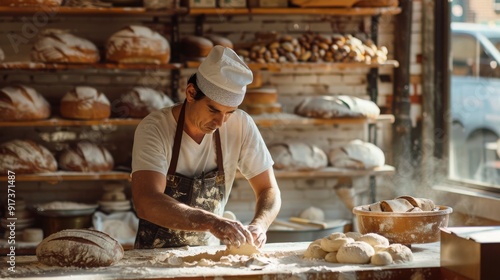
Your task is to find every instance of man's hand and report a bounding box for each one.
[209,218,254,248]
[246,224,266,248]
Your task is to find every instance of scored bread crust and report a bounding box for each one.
[0,139,57,174]
[36,229,124,268]
[31,31,100,63]
[60,86,110,120]
[59,142,114,172]
[0,85,51,121]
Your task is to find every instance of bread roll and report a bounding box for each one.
[36,229,124,268]
[205,34,234,49]
[180,35,214,59]
[60,86,110,120]
[58,141,114,172]
[269,142,328,171]
[117,87,174,118]
[0,0,62,6]
[31,30,99,63]
[328,139,385,169]
[0,139,57,174]
[106,25,171,64]
[0,85,51,121]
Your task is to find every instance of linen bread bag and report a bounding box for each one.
[36,229,124,267]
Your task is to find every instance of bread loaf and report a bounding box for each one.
[58,141,114,172]
[31,30,99,63]
[60,86,110,120]
[328,139,385,169]
[106,25,171,64]
[0,85,51,121]
[0,0,62,6]
[269,142,328,171]
[0,139,57,174]
[180,35,213,59]
[295,95,380,119]
[205,34,234,49]
[243,103,282,115]
[36,229,124,267]
[243,87,278,105]
[117,87,174,118]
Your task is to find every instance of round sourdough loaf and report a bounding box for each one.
[117,87,174,118]
[0,0,62,6]
[0,85,51,121]
[36,228,124,267]
[60,86,110,120]
[31,30,99,63]
[328,139,385,169]
[106,25,171,64]
[58,142,114,172]
[0,139,57,174]
[180,35,214,59]
[243,87,278,105]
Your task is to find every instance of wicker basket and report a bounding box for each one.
[355,0,398,7]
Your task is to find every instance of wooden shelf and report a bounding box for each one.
[0,62,182,71]
[186,60,399,71]
[189,7,402,16]
[0,118,142,127]
[235,165,395,179]
[0,6,188,16]
[252,113,394,127]
[0,171,131,184]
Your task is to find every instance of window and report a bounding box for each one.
[448,15,500,189]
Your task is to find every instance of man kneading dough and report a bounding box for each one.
[131,46,282,249]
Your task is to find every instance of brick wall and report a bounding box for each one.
[0,8,410,227]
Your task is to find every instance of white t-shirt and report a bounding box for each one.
[131,105,274,204]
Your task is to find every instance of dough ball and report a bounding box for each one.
[324,252,338,263]
[303,243,328,259]
[357,233,389,247]
[320,237,354,252]
[371,251,393,266]
[311,238,322,245]
[336,241,375,264]
[299,206,325,221]
[327,232,346,240]
[373,244,389,252]
[345,231,362,240]
[381,244,413,263]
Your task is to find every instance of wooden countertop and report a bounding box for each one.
[1,242,444,279]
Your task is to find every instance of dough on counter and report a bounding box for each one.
[303,243,328,259]
[320,237,354,253]
[380,244,413,263]
[225,243,260,256]
[345,231,362,240]
[336,241,374,264]
[357,233,389,247]
[324,252,338,263]
[371,251,393,266]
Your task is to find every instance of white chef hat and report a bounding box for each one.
[196,45,253,107]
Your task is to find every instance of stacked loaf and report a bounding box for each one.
[31,30,100,63]
[60,86,110,120]
[106,25,171,64]
[0,139,57,174]
[116,87,174,118]
[0,85,51,121]
[58,141,114,172]
[269,142,328,171]
[241,87,281,115]
[180,34,233,60]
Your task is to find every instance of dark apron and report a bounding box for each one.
[134,101,226,249]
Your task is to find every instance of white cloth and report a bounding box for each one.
[132,105,273,205]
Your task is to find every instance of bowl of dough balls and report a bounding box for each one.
[352,195,453,245]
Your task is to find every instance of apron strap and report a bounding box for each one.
[167,100,225,176]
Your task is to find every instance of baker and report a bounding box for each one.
[131,45,282,249]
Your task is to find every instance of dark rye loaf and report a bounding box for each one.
[36,229,124,267]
